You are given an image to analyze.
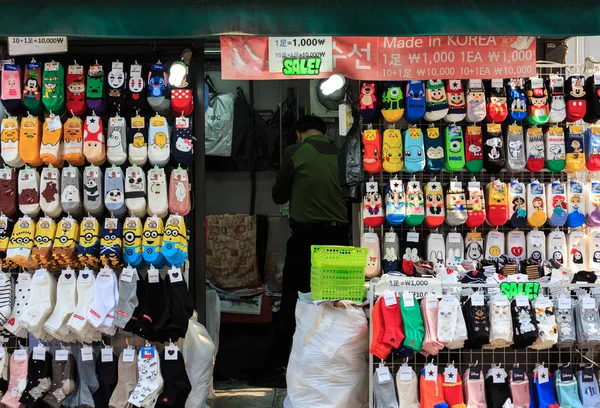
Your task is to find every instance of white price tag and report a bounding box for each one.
[68,65,83,75]
[376,366,392,383]
[109,117,126,127]
[175,117,190,129]
[450,182,462,191]
[491,79,504,88]
[493,369,506,383]
[558,297,572,310]
[130,64,142,78]
[81,347,94,362]
[448,233,461,243]
[468,181,481,190]
[363,233,377,243]
[383,291,397,307]
[399,366,413,381]
[44,61,59,71]
[33,345,46,361]
[55,349,69,361]
[531,77,543,88]
[384,233,396,243]
[472,293,485,306]
[123,348,136,362]
[168,268,183,283]
[165,345,179,361]
[407,232,419,243]
[14,349,27,361]
[403,292,414,307]
[46,116,61,132]
[101,348,114,362]
[33,270,46,281]
[495,295,509,306]
[112,62,124,73]
[426,296,438,310]
[537,366,549,384]
[516,295,529,307]
[424,364,438,381]
[120,268,134,283]
[366,182,378,193]
[582,296,596,310]
[9,37,68,56]
[535,297,552,309]
[444,366,458,383]
[148,268,160,283]
[469,79,483,88]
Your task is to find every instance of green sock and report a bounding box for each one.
[41,61,65,115]
[444,125,465,171]
[400,294,425,351]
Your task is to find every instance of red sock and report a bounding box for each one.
[466,187,486,228]
[369,298,392,360]
[363,129,383,173]
[443,372,467,408]
[66,65,86,116]
[381,298,404,348]
[487,181,508,226]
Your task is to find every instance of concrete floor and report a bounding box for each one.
[208,381,287,408]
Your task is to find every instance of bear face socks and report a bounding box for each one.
[148,115,170,167]
[382,128,403,173]
[40,167,61,218]
[526,127,545,171]
[506,125,526,172]
[385,179,405,226]
[147,168,168,219]
[22,62,43,114]
[424,181,444,228]
[444,125,465,172]
[128,116,148,166]
[126,166,147,218]
[381,82,404,123]
[362,232,380,278]
[546,181,567,227]
[107,115,127,165]
[526,77,549,125]
[466,79,486,123]
[404,80,426,123]
[83,166,103,217]
[403,128,425,173]
[442,367,466,407]
[445,79,466,123]
[362,129,382,174]
[61,166,83,218]
[545,126,566,172]
[547,75,566,123]
[128,346,164,408]
[0,168,17,218]
[527,180,547,227]
[424,80,448,122]
[465,125,483,173]
[18,168,40,217]
[487,180,508,227]
[83,115,105,165]
[370,298,392,360]
[405,181,424,226]
[19,115,42,167]
[566,125,586,172]
[66,63,86,116]
[486,78,508,123]
[566,75,586,122]
[425,126,444,172]
[446,182,467,226]
[363,181,383,227]
[567,180,586,228]
[1,116,24,168]
[105,166,126,218]
[484,123,505,173]
[41,115,63,167]
[62,117,85,166]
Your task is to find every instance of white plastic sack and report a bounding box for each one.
[205,93,234,156]
[286,298,369,408]
[205,288,221,354]
[182,312,216,408]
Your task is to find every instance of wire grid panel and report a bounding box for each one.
[364,64,600,407]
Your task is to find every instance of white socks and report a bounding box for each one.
[5,273,31,338]
[67,269,100,343]
[568,230,587,272]
[506,230,526,263]
[547,230,568,265]
[87,267,118,329]
[18,268,56,340]
[44,269,77,341]
[526,230,546,263]
[125,166,147,218]
[148,115,170,167]
[147,168,168,218]
[128,347,164,407]
[485,230,505,261]
[0,272,12,326]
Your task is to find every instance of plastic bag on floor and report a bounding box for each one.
[182,312,216,408]
[286,298,369,408]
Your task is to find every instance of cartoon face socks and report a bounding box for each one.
[401,231,422,276]
[107,116,127,165]
[424,181,444,228]
[566,75,586,122]
[403,128,425,173]
[147,63,171,115]
[445,79,466,122]
[483,123,505,173]
[506,125,526,172]
[105,166,127,218]
[487,180,508,227]
[1,63,22,115]
[466,79,486,123]
[486,79,508,123]
[547,75,566,123]
[362,232,380,278]
[424,80,448,122]
[42,61,65,115]
[465,125,484,173]
[568,230,587,272]
[404,81,426,123]
[107,61,126,112]
[100,218,123,268]
[23,61,43,114]
[18,167,40,217]
[567,180,586,228]
[362,129,382,173]
[566,125,586,172]
[127,63,146,114]
[128,116,148,166]
[363,181,384,227]
[125,166,147,218]
[507,78,527,122]
[142,217,165,268]
[40,167,61,218]
[148,115,170,167]
[1,116,24,167]
[485,230,505,262]
[382,232,400,275]
[86,63,105,113]
[147,168,169,218]
[527,181,547,227]
[587,179,600,227]
[446,182,467,226]
[19,115,42,167]
[83,115,105,165]
[61,166,83,218]
[62,117,84,166]
[405,181,424,226]
[66,63,86,116]
[425,126,444,172]
[83,166,103,217]
[546,126,566,172]
[162,215,187,268]
[444,125,465,172]
[381,82,404,123]
[547,230,568,265]
[526,77,549,125]
[382,128,403,172]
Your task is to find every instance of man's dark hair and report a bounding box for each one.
[295,115,327,134]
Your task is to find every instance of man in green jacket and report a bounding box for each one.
[270,115,349,378]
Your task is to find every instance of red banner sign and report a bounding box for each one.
[221,36,536,80]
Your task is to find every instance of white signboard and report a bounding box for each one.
[9,37,68,56]
[374,275,443,299]
[268,36,332,74]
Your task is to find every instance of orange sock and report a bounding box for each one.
[420,369,448,408]
[443,372,466,408]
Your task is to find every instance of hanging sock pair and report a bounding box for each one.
[7,216,36,268]
[526,77,549,125]
[381,82,404,123]
[362,128,382,173]
[527,181,547,227]
[126,166,147,218]
[419,365,448,408]
[363,231,380,278]
[40,167,62,218]
[382,231,399,274]
[169,168,190,216]
[466,183,485,228]
[1,63,22,114]
[83,165,104,217]
[508,368,530,408]
[405,181,424,227]
[52,216,80,267]
[100,218,123,268]
[61,166,83,218]
[147,168,169,218]
[148,114,171,167]
[586,179,600,227]
[554,296,576,348]
[143,216,165,268]
[486,295,513,349]
[484,366,511,408]
[162,214,188,267]
[445,182,467,226]
[585,126,600,171]
[526,229,546,263]
[530,366,560,408]
[506,230,526,264]
[465,125,483,172]
[22,61,43,114]
[444,125,465,172]
[555,367,582,408]
[147,63,171,116]
[404,80,426,123]
[127,63,147,114]
[565,75,586,122]
[42,61,65,115]
[107,61,126,112]
[530,296,558,350]
[1,116,24,167]
[66,63,86,116]
[87,63,106,113]
[486,78,508,123]
[466,79,486,123]
[31,217,56,269]
[0,168,17,219]
[83,115,106,165]
[363,181,383,227]
[19,115,43,167]
[424,80,448,122]
[425,126,444,172]
[105,166,127,218]
[483,123,505,173]
[421,294,444,356]
[18,167,40,217]
[547,75,566,123]
[78,216,100,268]
[107,115,128,165]
[129,116,149,166]
[404,128,425,173]
[385,179,405,226]
[505,124,526,172]
[40,115,64,167]
[507,78,528,122]
[62,117,85,166]
[545,126,566,172]
[382,128,403,172]
[565,125,586,172]
[487,180,508,227]
[401,231,422,276]
[567,180,586,228]
[464,231,484,263]
[445,79,466,123]
[123,217,143,267]
[424,181,444,228]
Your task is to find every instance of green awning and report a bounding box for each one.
[0,1,598,38]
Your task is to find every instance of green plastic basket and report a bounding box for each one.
[311,266,365,302]
[311,245,368,269]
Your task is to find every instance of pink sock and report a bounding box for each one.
[509,372,530,408]
[465,368,487,408]
[1,351,28,408]
[421,295,444,356]
[362,233,381,278]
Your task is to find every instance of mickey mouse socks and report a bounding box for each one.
[527,181,547,227]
